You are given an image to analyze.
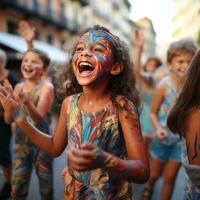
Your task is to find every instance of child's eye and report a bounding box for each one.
[76,47,84,52]
[94,47,103,53]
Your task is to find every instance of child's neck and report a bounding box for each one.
[83,87,111,103]
[170,74,181,88]
[79,87,111,112]
[24,77,42,89]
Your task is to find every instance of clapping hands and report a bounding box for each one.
[0,80,18,114]
[67,143,106,172]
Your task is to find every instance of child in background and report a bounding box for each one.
[0,25,150,200]
[0,49,18,199]
[2,22,55,199]
[140,39,197,200]
[133,30,162,151]
[167,49,200,200]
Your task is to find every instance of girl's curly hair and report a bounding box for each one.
[54,25,140,108]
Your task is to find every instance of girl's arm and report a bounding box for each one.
[0,86,69,156]
[133,30,152,86]
[112,99,150,183]
[150,83,167,139]
[18,20,35,49]
[185,110,200,165]
[22,82,54,123]
[15,98,68,157]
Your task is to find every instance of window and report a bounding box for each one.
[7,20,18,34]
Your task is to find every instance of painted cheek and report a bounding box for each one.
[95,54,112,71]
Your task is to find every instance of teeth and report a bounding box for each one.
[79,62,92,67]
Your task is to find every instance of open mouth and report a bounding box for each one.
[78,62,94,73]
[23,67,33,73]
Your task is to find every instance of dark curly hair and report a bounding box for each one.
[55,25,140,108]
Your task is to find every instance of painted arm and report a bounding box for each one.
[112,97,150,183]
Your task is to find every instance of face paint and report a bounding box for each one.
[21,51,44,81]
[72,30,114,86]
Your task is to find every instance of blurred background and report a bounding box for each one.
[0,0,199,72]
[0,0,199,199]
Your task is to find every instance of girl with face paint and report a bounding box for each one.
[0,25,149,199]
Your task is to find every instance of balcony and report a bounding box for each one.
[0,0,67,30]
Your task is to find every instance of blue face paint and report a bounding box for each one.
[72,30,115,86]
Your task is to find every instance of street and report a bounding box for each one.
[1,152,186,200]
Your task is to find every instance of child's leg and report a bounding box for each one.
[141,137,167,200]
[160,160,181,200]
[11,146,32,199]
[160,139,182,200]
[140,157,165,200]
[35,150,54,200]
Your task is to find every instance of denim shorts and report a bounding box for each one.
[150,136,181,162]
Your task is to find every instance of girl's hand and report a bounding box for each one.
[2,79,14,98]
[67,143,106,171]
[0,85,19,114]
[18,20,35,44]
[156,127,167,139]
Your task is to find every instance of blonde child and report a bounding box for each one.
[0,25,149,200]
[140,39,197,200]
[2,43,55,199]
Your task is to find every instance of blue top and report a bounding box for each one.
[157,76,180,145]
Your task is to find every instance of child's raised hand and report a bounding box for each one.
[18,20,35,43]
[156,127,167,140]
[67,143,106,171]
[134,30,144,50]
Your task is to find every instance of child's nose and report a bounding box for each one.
[81,49,92,57]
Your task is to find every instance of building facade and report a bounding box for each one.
[172,0,200,45]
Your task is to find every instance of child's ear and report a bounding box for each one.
[167,61,172,71]
[110,63,123,75]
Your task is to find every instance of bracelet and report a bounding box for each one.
[13,105,26,121]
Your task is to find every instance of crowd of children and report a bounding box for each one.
[0,20,199,200]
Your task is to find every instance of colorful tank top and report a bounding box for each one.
[157,76,180,145]
[63,93,135,200]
